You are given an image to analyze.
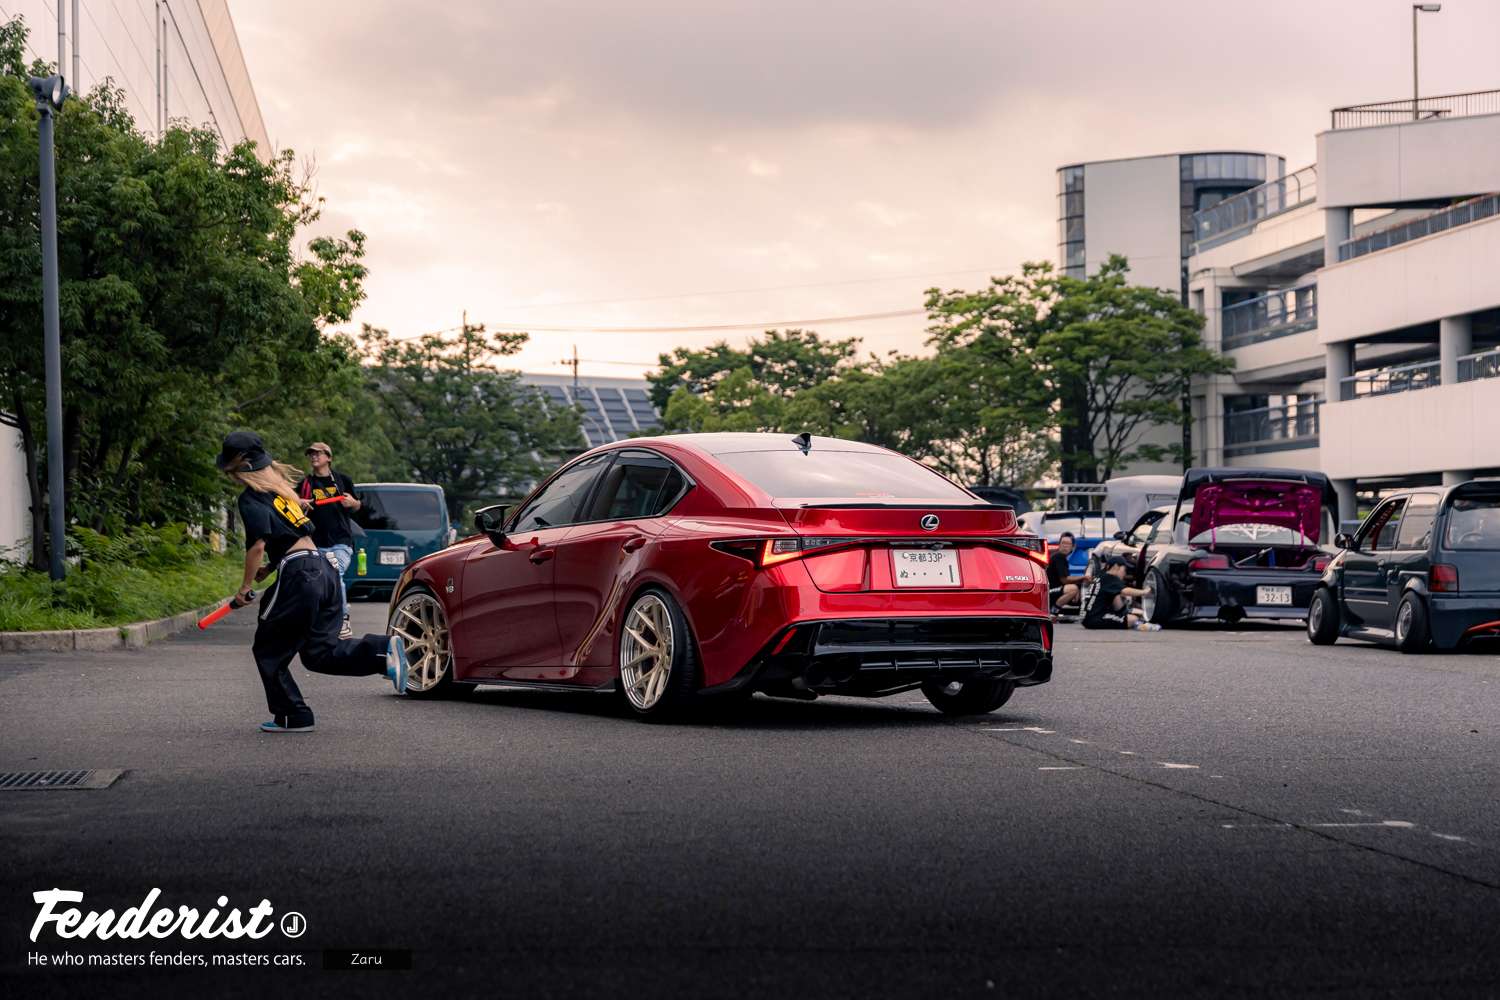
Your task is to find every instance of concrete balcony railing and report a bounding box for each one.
[1338,193,1500,261]
[1338,359,1441,401]
[1221,285,1317,350]
[1191,165,1317,251]
[1223,400,1322,457]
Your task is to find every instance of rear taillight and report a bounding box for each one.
[1189,554,1230,572]
[710,536,851,568]
[1430,564,1460,593]
[999,535,1049,566]
[1311,556,1331,572]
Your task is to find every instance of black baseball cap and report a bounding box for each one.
[1104,555,1131,568]
[216,430,272,472]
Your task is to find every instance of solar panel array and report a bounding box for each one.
[533,381,662,448]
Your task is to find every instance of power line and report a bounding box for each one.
[484,307,925,335]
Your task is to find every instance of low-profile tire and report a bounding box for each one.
[1306,587,1340,645]
[921,677,1016,716]
[616,588,700,720]
[1143,567,1176,625]
[1394,593,1431,654]
[388,587,475,699]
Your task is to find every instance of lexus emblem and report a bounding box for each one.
[920,514,940,532]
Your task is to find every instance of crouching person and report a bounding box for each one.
[217,431,411,733]
[1081,555,1161,632]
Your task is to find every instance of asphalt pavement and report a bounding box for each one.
[2,601,1498,998]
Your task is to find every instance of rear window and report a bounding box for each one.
[1040,513,1120,540]
[717,450,973,501]
[361,489,444,531]
[1444,495,1500,550]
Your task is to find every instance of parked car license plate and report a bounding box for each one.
[892,548,961,588]
[1256,585,1292,606]
[378,549,407,566]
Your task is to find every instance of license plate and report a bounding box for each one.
[1257,585,1292,606]
[378,549,407,566]
[892,548,961,588]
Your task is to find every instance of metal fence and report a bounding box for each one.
[1192,165,1317,249]
[1223,401,1322,456]
[1221,285,1318,350]
[1458,348,1500,383]
[1338,194,1500,261]
[1331,89,1500,129]
[1339,360,1441,401]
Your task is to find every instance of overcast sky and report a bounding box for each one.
[231,0,1500,378]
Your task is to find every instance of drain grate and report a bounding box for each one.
[0,769,123,790]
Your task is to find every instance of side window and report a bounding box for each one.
[511,456,609,533]
[1395,494,1439,550]
[585,453,687,521]
[1360,499,1406,552]
[1128,512,1162,546]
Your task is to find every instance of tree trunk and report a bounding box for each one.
[13,397,46,572]
[1058,381,1097,483]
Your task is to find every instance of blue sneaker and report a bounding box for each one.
[386,635,409,694]
[259,718,315,734]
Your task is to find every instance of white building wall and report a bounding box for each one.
[1082,156,1182,292]
[1321,378,1500,480]
[1318,113,1500,208]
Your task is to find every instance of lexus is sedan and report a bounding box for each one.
[385,433,1054,719]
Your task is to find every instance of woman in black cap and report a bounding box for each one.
[216,430,410,733]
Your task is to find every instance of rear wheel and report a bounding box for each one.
[1307,587,1340,645]
[617,589,700,720]
[1142,568,1175,625]
[1395,593,1431,654]
[388,588,474,698]
[921,677,1016,716]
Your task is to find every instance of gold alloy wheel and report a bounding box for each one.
[620,594,674,711]
[390,591,452,694]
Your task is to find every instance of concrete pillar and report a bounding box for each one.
[1324,207,1352,266]
[1324,341,1355,401]
[1333,479,1357,527]
[1439,314,1473,386]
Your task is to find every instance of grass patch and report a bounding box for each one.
[0,524,242,632]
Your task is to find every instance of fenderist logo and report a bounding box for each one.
[30,889,286,942]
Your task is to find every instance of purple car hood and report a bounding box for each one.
[1189,480,1323,545]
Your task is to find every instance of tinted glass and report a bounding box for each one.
[1360,499,1406,552]
[1395,494,1440,549]
[587,454,686,520]
[512,456,608,532]
[1444,494,1500,549]
[362,490,444,531]
[718,450,973,500]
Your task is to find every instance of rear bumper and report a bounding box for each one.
[706,616,1053,698]
[1428,596,1500,648]
[1182,572,1321,620]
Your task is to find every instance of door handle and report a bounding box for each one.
[529,548,555,564]
[622,536,646,553]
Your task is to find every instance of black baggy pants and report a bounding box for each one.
[252,550,387,726]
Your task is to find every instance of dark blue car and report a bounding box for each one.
[345,483,454,602]
[1308,480,1500,652]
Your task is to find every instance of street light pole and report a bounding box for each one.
[29,75,68,580]
[1412,4,1442,121]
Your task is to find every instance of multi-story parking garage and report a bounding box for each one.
[1061,89,1500,520]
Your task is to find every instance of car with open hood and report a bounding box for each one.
[1307,479,1500,652]
[1088,467,1338,626]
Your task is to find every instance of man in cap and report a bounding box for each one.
[298,442,361,640]
[1080,555,1161,631]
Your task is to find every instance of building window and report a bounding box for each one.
[1057,166,1085,277]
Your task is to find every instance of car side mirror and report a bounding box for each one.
[1112,531,1126,541]
[474,505,508,547]
[1334,532,1354,550]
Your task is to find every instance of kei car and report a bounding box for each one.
[345,483,455,602]
[1088,467,1338,626]
[384,433,1054,719]
[1307,479,1500,652]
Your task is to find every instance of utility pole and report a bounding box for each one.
[71,0,80,91]
[30,75,69,580]
[560,344,580,395]
[57,0,66,78]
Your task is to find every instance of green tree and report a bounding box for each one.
[357,322,581,521]
[0,16,372,564]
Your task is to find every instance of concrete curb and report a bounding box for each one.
[0,604,219,654]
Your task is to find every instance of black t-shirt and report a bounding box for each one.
[1082,573,1126,626]
[301,472,357,548]
[1047,551,1072,589]
[238,488,314,565]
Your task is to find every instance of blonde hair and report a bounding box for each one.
[230,461,306,511]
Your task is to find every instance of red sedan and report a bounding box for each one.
[386,433,1053,719]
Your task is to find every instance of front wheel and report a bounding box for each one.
[1307,587,1340,645]
[617,589,700,720]
[1394,593,1431,654]
[388,588,474,699]
[921,677,1016,716]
